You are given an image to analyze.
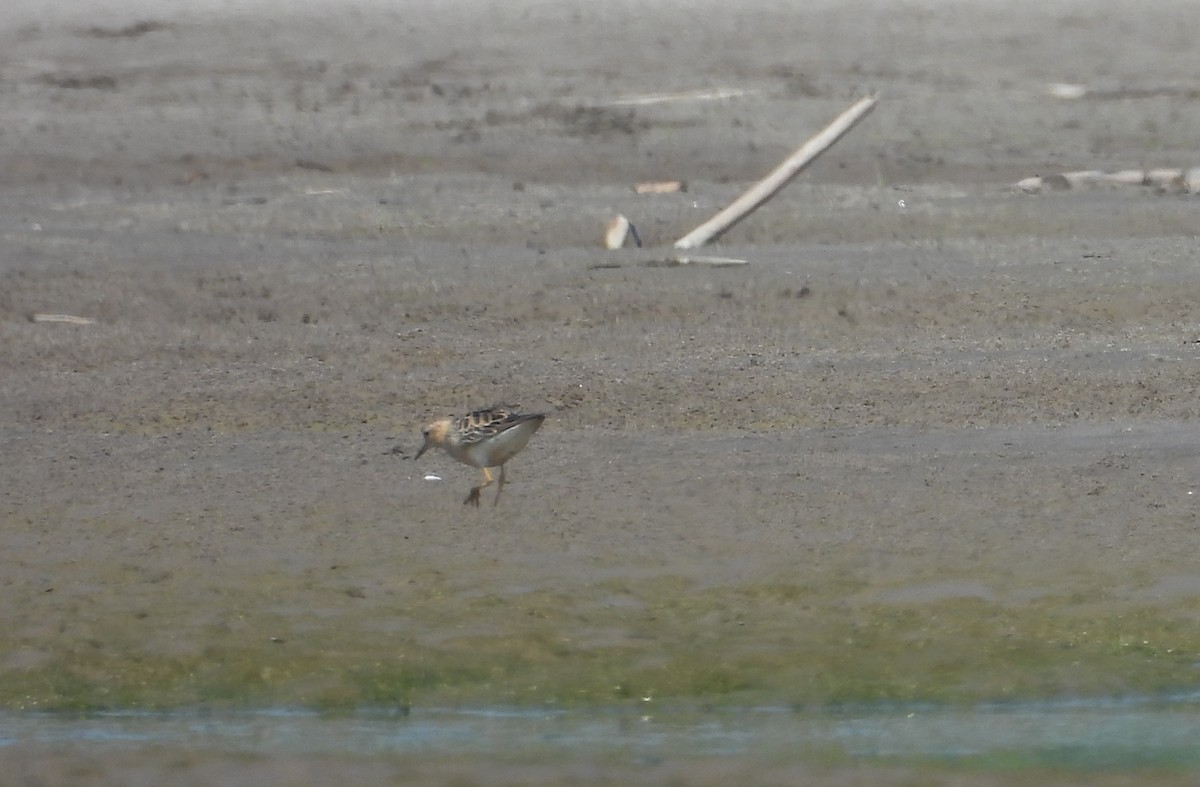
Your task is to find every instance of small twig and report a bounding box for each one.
[1015,167,1200,194]
[634,180,685,194]
[604,87,759,107]
[32,313,96,325]
[650,255,748,267]
[674,95,879,249]
[591,255,749,270]
[1046,82,1200,101]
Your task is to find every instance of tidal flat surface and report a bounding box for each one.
[3,0,1200,783]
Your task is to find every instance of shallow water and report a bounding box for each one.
[5,695,1200,769]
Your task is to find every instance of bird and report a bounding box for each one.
[414,407,546,506]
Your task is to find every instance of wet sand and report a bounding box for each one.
[3,0,1200,783]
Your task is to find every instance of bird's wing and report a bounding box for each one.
[457,407,520,445]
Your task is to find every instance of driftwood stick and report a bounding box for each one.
[32,313,96,325]
[1016,167,1200,194]
[604,87,759,107]
[674,95,879,250]
[589,254,749,270]
[656,255,748,267]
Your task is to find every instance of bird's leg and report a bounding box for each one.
[464,466,494,507]
[493,464,507,507]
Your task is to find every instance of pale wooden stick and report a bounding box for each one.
[1016,167,1199,194]
[634,180,685,194]
[589,255,749,270]
[674,95,879,250]
[605,87,759,107]
[652,255,744,267]
[32,313,96,325]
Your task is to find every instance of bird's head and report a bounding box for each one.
[414,418,452,460]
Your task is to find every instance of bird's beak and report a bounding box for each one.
[414,440,429,461]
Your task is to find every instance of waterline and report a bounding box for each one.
[5,695,1200,768]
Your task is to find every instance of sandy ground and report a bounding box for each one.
[3,0,1200,783]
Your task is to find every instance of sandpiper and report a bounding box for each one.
[415,407,546,506]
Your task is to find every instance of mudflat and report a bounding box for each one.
[3,0,1200,783]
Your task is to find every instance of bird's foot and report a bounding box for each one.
[463,487,482,507]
